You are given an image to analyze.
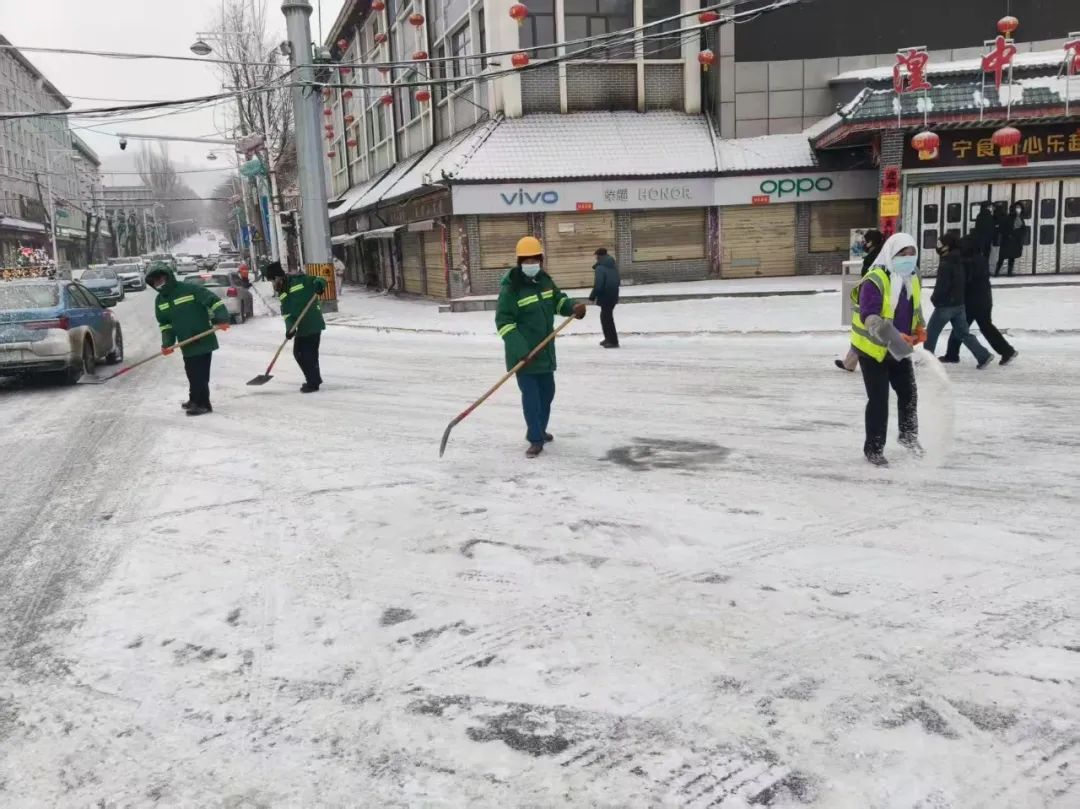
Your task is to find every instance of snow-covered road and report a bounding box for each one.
[0,289,1077,807]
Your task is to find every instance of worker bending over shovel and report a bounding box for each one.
[264,262,327,393]
[496,236,587,458]
[147,261,230,416]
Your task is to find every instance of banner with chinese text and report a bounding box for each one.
[902,125,1080,169]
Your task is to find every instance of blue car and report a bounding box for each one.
[0,278,124,384]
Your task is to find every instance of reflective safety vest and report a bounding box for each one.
[850,267,922,362]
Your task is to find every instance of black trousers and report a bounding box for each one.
[995,255,1016,276]
[599,302,619,345]
[293,333,323,386]
[858,354,917,457]
[183,353,212,408]
[943,306,1014,360]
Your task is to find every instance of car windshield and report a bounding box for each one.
[82,268,118,280]
[112,265,140,273]
[0,284,59,310]
[188,274,231,287]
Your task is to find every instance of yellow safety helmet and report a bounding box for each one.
[516,236,543,257]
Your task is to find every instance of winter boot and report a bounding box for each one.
[525,433,554,443]
[938,356,959,364]
[301,383,320,393]
[865,452,889,467]
[977,355,996,370]
[1000,350,1018,366]
[899,434,925,457]
[181,399,194,410]
[525,443,544,458]
[186,404,212,417]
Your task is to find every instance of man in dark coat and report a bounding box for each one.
[942,236,1017,365]
[995,203,1026,277]
[588,247,621,348]
[923,232,994,368]
[973,202,996,258]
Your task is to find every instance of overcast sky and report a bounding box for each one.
[1,0,349,196]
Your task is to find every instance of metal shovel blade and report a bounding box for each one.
[438,422,454,458]
[246,373,273,386]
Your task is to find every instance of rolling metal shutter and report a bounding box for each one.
[422,229,447,299]
[401,232,424,294]
[479,216,529,273]
[543,211,616,288]
[721,204,796,278]
[631,209,707,262]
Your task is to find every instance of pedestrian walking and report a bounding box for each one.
[973,201,996,258]
[836,229,884,372]
[849,233,927,466]
[264,262,327,393]
[995,203,1026,277]
[333,254,346,297]
[942,236,1018,366]
[924,232,994,368]
[495,235,587,458]
[589,247,620,348]
[147,261,231,417]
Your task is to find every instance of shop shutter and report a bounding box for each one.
[631,209,707,262]
[544,211,616,288]
[721,205,796,278]
[423,229,447,298]
[809,200,877,252]
[401,232,424,293]
[479,216,529,271]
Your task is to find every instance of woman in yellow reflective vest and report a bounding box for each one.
[849,233,928,467]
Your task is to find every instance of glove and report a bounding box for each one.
[286,328,296,340]
[913,325,927,345]
[161,346,175,356]
[901,334,917,347]
[216,322,229,331]
[572,302,587,320]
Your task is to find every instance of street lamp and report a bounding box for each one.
[190,38,213,56]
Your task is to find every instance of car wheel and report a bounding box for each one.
[63,339,94,385]
[106,326,124,365]
[231,312,241,325]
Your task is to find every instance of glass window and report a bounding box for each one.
[521,0,557,59]
[946,203,962,223]
[1065,198,1080,218]
[431,43,447,103]
[809,200,877,253]
[922,229,938,250]
[643,0,682,59]
[1064,224,1080,244]
[451,24,471,91]
[1039,225,1055,245]
[1040,198,1056,220]
[922,203,938,225]
[566,0,634,58]
[477,9,487,68]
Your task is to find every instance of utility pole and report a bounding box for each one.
[281,0,337,311]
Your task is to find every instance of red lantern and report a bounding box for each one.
[911,130,940,161]
[380,93,393,106]
[698,11,720,24]
[327,151,336,158]
[698,49,716,72]
[997,15,1019,39]
[337,38,349,50]
[412,50,429,61]
[509,3,528,25]
[992,125,1022,156]
[511,52,530,69]
[344,114,355,125]
[415,89,431,103]
[340,65,352,75]
[342,90,354,100]
[374,32,387,44]
[323,107,333,116]
[326,132,335,141]
[347,139,358,148]
[408,12,425,27]
[371,0,385,9]
[377,66,390,75]
[324,123,334,131]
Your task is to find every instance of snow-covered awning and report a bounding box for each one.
[360,225,401,240]
[0,216,47,233]
[331,233,360,245]
[450,111,719,181]
[715,133,817,172]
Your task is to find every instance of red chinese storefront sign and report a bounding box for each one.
[893,48,931,94]
[1066,38,1080,74]
[901,125,1080,168]
[981,35,1017,90]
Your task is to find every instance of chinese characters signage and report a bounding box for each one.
[893,48,931,94]
[902,125,1080,168]
[981,35,1017,90]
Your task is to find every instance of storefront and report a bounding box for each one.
[898,124,1080,276]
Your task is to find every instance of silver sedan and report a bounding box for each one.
[186,271,255,324]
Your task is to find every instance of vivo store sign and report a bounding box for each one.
[451,172,877,214]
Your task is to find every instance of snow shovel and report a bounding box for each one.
[247,294,321,386]
[439,314,577,458]
[88,326,221,384]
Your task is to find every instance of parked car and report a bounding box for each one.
[0,278,124,383]
[186,272,254,324]
[110,262,146,291]
[79,267,125,305]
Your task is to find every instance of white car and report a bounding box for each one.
[110,262,146,291]
[186,272,255,324]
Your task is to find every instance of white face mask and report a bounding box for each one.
[521,263,541,278]
[891,255,918,277]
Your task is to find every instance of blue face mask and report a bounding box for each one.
[521,263,541,278]
[892,255,918,277]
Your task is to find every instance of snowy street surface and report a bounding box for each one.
[1,281,1078,807]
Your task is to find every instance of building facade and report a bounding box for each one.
[0,35,109,268]
[102,183,165,259]
[324,1,1080,299]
